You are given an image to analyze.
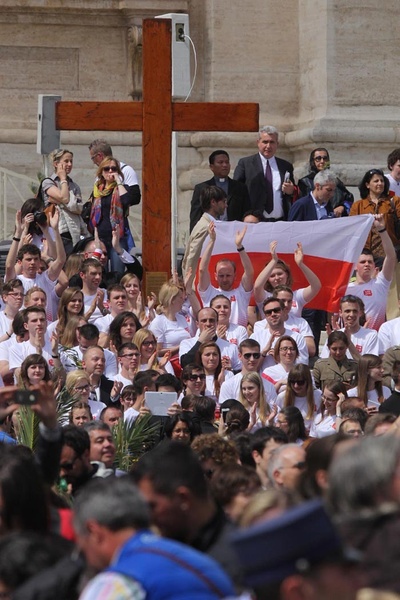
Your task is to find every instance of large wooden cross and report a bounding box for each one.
[56,18,259,289]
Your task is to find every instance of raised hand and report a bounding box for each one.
[235,225,247,249]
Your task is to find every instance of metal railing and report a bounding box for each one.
[0,168,37,240]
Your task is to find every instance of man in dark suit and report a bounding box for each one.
[288,170,336,221]
[233,126,295,221]
[189,150,250,232]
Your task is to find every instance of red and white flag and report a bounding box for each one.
[198,215,374,312]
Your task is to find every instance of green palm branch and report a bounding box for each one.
[112,414,160,472]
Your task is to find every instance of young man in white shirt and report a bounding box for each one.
[0,279,24,339]
[251,298,309,370]
[219,338,277,404]
[345,218,396,331]
[96,284,128,346]
[115,343,141,388]
[197,221,254,327]
[6,211,66,321]
[320,294,379,359]
[80,258,108,323]
[8,306,60,373]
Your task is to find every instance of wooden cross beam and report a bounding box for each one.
[56,18,259,287]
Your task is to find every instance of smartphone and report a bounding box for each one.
[13,390,39,405]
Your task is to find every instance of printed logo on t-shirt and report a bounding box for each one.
[292,300,298,308]
[356,344,362,352]
[230,295,236,302]
[228,338,238,345]
[363,290,372,296]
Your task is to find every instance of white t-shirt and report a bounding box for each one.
[83,290,108,324]
[347,386,391,408]
[276,389,322,429]
[262,363,289,387]
[199,283,251,328]
[89,398,107,419]
[0,336,15,362]
[378,317,400,354]
[120,162,139,187]
[9,339,54,370]
[385,173,400,196]
[224,323,248,346]
[60,345,118,378]
[0,311,13,337]
[250,327,309,370]
[205,371,234,401]
[139,361,175,375]
[179,335,241,371]
[309,413,337,438]
[149,314,191,348]
[219,371,277,404]
[346,272,391,331]
[114,373,133,388]
[124,406,140,423]
[17,272,57,321]
[320,327,379,359]
[95,313,114,334]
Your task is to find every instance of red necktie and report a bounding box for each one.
[265,160,273,214]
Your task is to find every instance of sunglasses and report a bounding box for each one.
[290,379,306,386]
[188,374,206,382]
[103,166,118,172]
[243,352,261,360]
[314,155,328,161]
[264,307,282,315]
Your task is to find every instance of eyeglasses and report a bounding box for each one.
[103,166,118,172]
[121,353,140,359]
[289,379,306,386]
[90,152,100,162]
[243,352,261,360]
[264,307,282,315]
[282,461,306,470]
[8,292,24,298]
[142,340,156,346]
[188,374,206,382]
[314,155,329,162]
[279,346,295,353]
[75,384,90,392]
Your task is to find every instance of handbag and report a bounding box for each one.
[36,177,56,220]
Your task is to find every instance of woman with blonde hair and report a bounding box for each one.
[149,281,193,374]
[277,363,322,430]
[41,148,88,253]
[60,316,87,349]
[347,354,391,408]
[65,369,105,419]
[133,329,173,374]
[239,372,277,431]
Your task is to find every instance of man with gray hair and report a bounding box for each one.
[234,125,295,221]
[288,170,337,221]
[267,443,306,492]
[73,477,235,600]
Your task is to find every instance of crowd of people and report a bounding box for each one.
[1,130,400,599]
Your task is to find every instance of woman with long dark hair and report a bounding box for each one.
[347,354,391,408]
[277,364,321,430]
[297,147,353,216]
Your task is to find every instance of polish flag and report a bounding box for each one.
[198,215,374,312]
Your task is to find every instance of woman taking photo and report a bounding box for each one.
[297,147,353,216]
[238,372,277,431]
[277,364,321,430]
[350,168,400,261]
[347,354,391,408]
[275,406,308,444]
[309,381,347,438]
[262,335,299,393]
[41,148,88,253]
[313,331,358,391]
[133,329,173,374]
[90,157,138,273]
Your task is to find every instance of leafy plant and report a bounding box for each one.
[112,414,160,472]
